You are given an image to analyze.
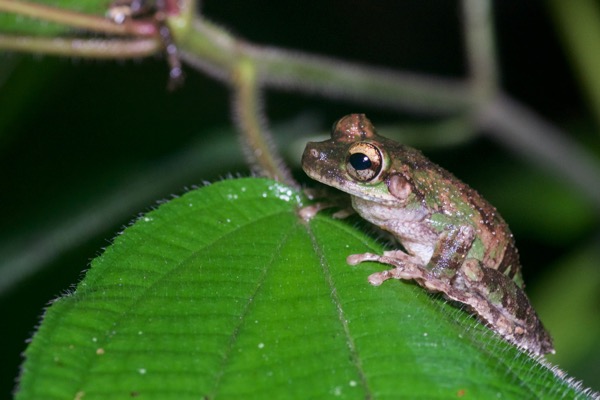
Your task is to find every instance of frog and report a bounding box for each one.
[301,113,554,356]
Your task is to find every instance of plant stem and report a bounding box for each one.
[480,93,600,210]
[2,0,600,211]
[167,1,294,183]
[231,60,296,186]
[175,9,600,209]
[0,0,157,36]
[0,35,160,58]
[176,18,474,115]
[547,0,600,130]
[461,0,499,101]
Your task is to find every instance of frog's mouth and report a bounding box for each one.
[343,187,399,205]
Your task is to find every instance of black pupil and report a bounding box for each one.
[349,153,371,170]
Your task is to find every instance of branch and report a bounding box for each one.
[480,93,600,211]
[0,35,160,58]
[547,0,600,130]
[461,0,499,100]
[175,18,474,115]
[2,0,599,212]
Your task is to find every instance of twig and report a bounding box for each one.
[547,0,600,129]
[461,0,499,101]
[1,0,599,209]
[462,0,600,210]
[480,93,600,210]
[177,18,474,115]
[0,35,160,58]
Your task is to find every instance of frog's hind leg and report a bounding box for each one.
[449,264,555,355]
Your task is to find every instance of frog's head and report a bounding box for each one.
[302,114,417,206]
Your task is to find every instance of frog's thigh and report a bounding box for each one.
[428,225,476,274]
[451,260,529,340]
[456,258,485,286]
[445,258,499,304]
[456,265,554,354]
[454,259,513,305]
[456,263,530,323]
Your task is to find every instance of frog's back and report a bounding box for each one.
[395,144,524,288]
[454,174,523,286]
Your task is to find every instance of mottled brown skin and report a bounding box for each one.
[302,114,554,355]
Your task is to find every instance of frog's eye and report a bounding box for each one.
[346,142,384,182]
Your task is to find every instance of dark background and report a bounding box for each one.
[1,0,598,396]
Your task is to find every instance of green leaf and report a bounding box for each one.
[0,1,108,36]
[16,178,594,399]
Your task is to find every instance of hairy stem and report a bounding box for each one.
[231,60,296,185]
[461,0,499,101]
[1,0,600,211]
[176,18,474,115]
[547,0,600,130]
[0,35,160,58]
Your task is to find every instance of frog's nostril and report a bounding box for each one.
[310,148,319,158]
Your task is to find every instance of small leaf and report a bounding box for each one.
[0,1,109,36]
[16,178,594,399]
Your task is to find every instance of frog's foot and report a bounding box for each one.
[299,187,353,221]
[298,202,335,221]
[331,208,355,219]
[303,187,322,201]
[346,252,381,265]
[367,264,425,286]
[381,250,422,263]
[347,252,426,286]
[346,250,416,265]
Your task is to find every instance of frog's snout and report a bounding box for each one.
[301,143,318,164]
[302,143,328,167]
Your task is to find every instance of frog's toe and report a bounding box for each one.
[298,202,332,221]
[331,207,355,219]
[382,250,419,263]
[346,253,380,265]
[367,271,390,286]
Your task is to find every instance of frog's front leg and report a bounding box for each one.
[299,187,354,221]
[347,250,425,285]
[348,225,476,287]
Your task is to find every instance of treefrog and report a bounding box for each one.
[301,114,554,356]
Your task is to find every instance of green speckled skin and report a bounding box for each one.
[302,114,553,355]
